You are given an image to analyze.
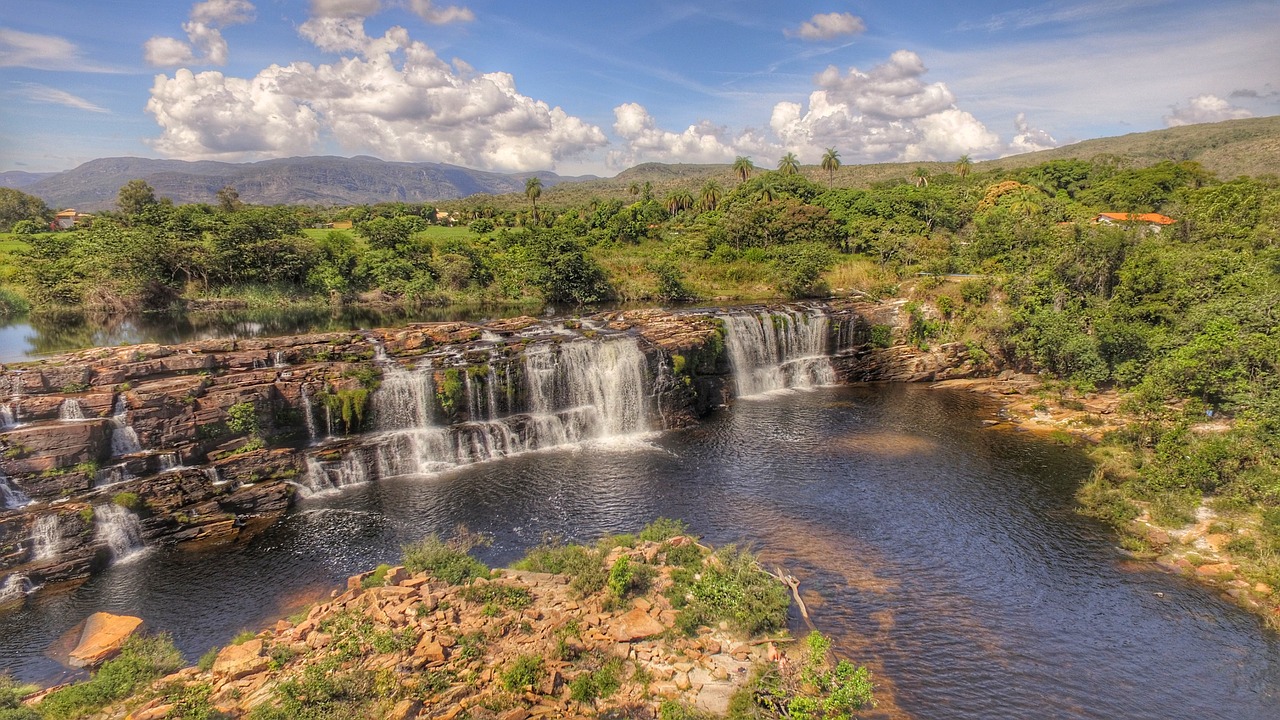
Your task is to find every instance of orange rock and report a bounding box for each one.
[212,639,267,680]
[1196,562,1237,576]
[68,612,144,668]
[612,607,665,642]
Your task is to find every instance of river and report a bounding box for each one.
[1,384,1276,719]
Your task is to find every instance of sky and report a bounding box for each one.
[1,0,1277,176]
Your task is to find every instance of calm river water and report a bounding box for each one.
[1,385,1277,719]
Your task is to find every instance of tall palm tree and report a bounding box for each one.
[699,180,723,212]
[525,176,543,214]
[955,155,972,180]
[778,152,800,176]
[1008,188,1043,218]
[733,156,754,184]
[911,167,930,188]
[758,181,778,202]
[628,182,640,197]
[664,192,682,217]
[820,148,841,188]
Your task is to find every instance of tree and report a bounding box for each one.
[778,152,800,176]
[117,179,158,216]
[821,148,841,188]
[0,188,51,231]
[525,177,543,215]
[955,155,973,180]
[628,182,640,197]
[216,186,243,213]
[641,181,653,202]
[699,180,723,212]
[911,167,930,188]
[733,156,754,184]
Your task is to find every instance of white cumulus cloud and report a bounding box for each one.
[146,22,607,169]
[144,0,256,67]
[1006,112,1058,155]
[768,50,1001,162]
[1163,94,1253,127]
[608,103,741,167]
[784,12,866,41]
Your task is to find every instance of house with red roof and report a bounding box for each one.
[1094,212,1175,232]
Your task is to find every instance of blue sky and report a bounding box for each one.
[1,0,1277,175]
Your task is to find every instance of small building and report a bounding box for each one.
[52,209,93,230]
[1094,212,1175,232]
[331,220,354,230]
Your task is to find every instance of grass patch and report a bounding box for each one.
[459,583,532,610]
[512,541,607,597]
[36,634,183,720]
[668,545,790,637]
[500,655,544,692]
[401,530,489,585]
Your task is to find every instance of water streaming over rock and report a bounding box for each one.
[297,454,371,497]
[31,515,62,561]
[58,399,87,421]
[108,396,142,456]
[0,472,31,510]
[94,464,134,488]
[1,403,16,429]
[158,452,182,472]
[300,387,320,444]
[0,574,34,605]
[94,504,145,563]
[722,309,836,396]
[367,337,651,477]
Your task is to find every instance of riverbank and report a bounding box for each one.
[11,525,875,719]
[933,375,1280,630]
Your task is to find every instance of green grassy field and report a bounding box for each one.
[0,233,31,286]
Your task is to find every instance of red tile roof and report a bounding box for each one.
[1096,212,1175,225]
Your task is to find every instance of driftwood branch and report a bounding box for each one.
[768,566,816,631]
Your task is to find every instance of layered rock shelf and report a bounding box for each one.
[0,300,979,601]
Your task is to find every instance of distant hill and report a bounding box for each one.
[0,171,57,189]
[23,156,597,211]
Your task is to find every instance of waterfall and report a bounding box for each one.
[109,396,142,456]
[1,403,15,429]
[0,574,35,605]
[32,515,62,561]
[296,454,369,497]
[94,504,145,563]
[722,309,836,396]
[368,337,652,478]
[158,452,182,472]
[1,472,31,510]
[205,467,227,486]
[300,387,320,443]
[59,399,87,421]
[94,464,134,488]
[274,351,288,367]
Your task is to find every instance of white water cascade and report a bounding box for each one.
[0,403,15,429]
[1,472,31,510]
[367,337,652,478]
[296,454,371,497]
[109,396,142,456]
[0,574,35,605]
[94,504,145,563]
[31,514,62,561]
[59,398,87,421]
[722,309,836,396]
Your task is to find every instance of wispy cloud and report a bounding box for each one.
[784,12,866,41]
[957,0,1170,32]
[12,83,110,113]
[0,27,121,72]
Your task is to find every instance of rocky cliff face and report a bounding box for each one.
[0,300,977,602]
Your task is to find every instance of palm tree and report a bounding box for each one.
[664,192,682,217]
[758,181,778,202]
[733,156,754,184]
[820,148,841,188]
[699,180,723,212]
[525,176,542,214]
[778,152,800,176]
[955,155,972,180]
[1008,188,1043,218]
[628,182,640,197]
[911,167,930,188]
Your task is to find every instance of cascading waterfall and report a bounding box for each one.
[59,399,87,421]
[1,403,16,429]
[94,464,134,488]
[0,574,34,604]
[158,452,181,472]
[1,472,31,509]
[31,515,62,561]
[722,309,836,396]
[300,387,320,443]
[94,504,145,562]
[109,396,142,456]
[368,337,651,478]
[297,454,370,497]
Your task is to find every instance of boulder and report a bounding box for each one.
[612,607,665,642]
[212,638,268,680]
[69,612,144,667]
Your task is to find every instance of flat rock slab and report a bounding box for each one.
[69,612,144,667]
[612,607,665,641]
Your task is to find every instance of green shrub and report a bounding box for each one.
[869,325,893,348]
[671,545,790,636]
[111,492,142,511]
[361,564,391,589]
[568,657,623,704]
[513,541,606,596]
[37,634,183,719]
[637,517,690,543]
[0,673,39,720]
[501,655,544,692]
[459,583,532,609]
[401,534,488,585]
[226,401,259,436]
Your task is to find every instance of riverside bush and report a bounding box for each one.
[669,545,790,636]
[37,634,183,719]
[401,532,489,585]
